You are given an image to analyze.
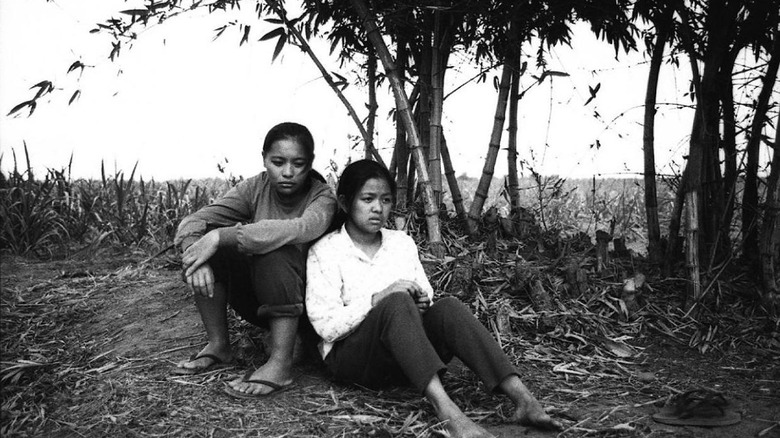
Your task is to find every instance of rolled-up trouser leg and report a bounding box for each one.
[249,245,306,319]
[210,245,306,327]
[324,292,446,392]
[423,296,518,393]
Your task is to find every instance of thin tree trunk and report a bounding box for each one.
[702,1,740,266]
[673,3,705,298]
[393,33,409,211]
[389,145,397,179]
[366,44,378,160]
[720,49,739,232]
[643,14,669,263]
[429,9,444,207]
[677,0,736,269]
[759,108,780,310]
[394,122,409,206]
[267,1,385,167]
[685,191,702,305]
[507,55,522,216]
[466,62,513,235]
[441,134,467,224]
[742,27,780,263]
[665,166,688,274]
[418,12,432,190]
[350,0,443,254]
[406,152,416,208]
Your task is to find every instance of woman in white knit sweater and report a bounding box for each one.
[306,160,561,438]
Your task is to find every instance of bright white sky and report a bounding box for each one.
[0,0,706,182]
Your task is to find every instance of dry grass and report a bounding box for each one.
[2,216,778,437]
[1,155,777,437]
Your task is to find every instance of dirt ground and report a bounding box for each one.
[1,252,779,437]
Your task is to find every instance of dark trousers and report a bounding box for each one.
[324,293,518,394]
[208,245,306,327]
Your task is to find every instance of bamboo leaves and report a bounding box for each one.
[240,24,251,46]
[7,101,37,117]
[67,61,85,75]
[259,25,287,60]
[7,81,57,116]
[68,90,82,106]
[31,80,54,99]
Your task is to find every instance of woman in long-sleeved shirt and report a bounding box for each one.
[306,160,561,437]
[172,122,336,399]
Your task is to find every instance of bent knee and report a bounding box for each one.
[248,246,306,271]
[377,291,417,312]
[428,296,470,317]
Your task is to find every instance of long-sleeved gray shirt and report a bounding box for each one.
[174,172,337,254]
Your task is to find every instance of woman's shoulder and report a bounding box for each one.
[230,173,266,191]
[308,227,345,253]
[308,175,336,200]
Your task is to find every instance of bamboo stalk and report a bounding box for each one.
[429,9,444,206]
[506,55,521,216]
[440,135,466,224]
[673,3,705,300]
[685,191,702,305]
[266,0,385,167]
[350,0,443,253]
[366,44,378,160]
[466,62,513,235]
[742,26,780,261]
[642,11,670,263]
[418,12,432,189]
[393,35,409,210]
[759,107,780,310]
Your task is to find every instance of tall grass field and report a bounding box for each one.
[0,154,675,258]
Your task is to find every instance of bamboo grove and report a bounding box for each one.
[6,0,780,310]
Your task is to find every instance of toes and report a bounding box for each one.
[246,383,271,395]
[228,380,270,395]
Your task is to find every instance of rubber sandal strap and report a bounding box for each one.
[242,379,285,391]
[189,353,224,365]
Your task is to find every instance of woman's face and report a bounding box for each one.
[263,138,311,197]
[345,177,393,236]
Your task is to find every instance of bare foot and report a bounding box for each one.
[175,343,232,372]
[441,413,496,438]
[510,397,563,431]
[499,375,562,430]
[228,360,293,396]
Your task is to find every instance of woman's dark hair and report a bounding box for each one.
[330,159,395,230]
[262,122,315,162]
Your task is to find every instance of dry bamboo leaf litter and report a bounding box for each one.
[3,230,779,438]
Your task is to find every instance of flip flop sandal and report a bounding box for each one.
[652,388,741,427]
[171,353,231,376]
[222,369,295,399]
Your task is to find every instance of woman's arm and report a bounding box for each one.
[174,182,253,252]
[305,246,375,343]
[232,190,336,254]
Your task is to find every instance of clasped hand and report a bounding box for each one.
[373,280,431,313]
[181,230,219,298]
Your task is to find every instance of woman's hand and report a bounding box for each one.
[371,280,429,313]
[412,289,431,313]
[186,264,216,298]
[182,230,219,277]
